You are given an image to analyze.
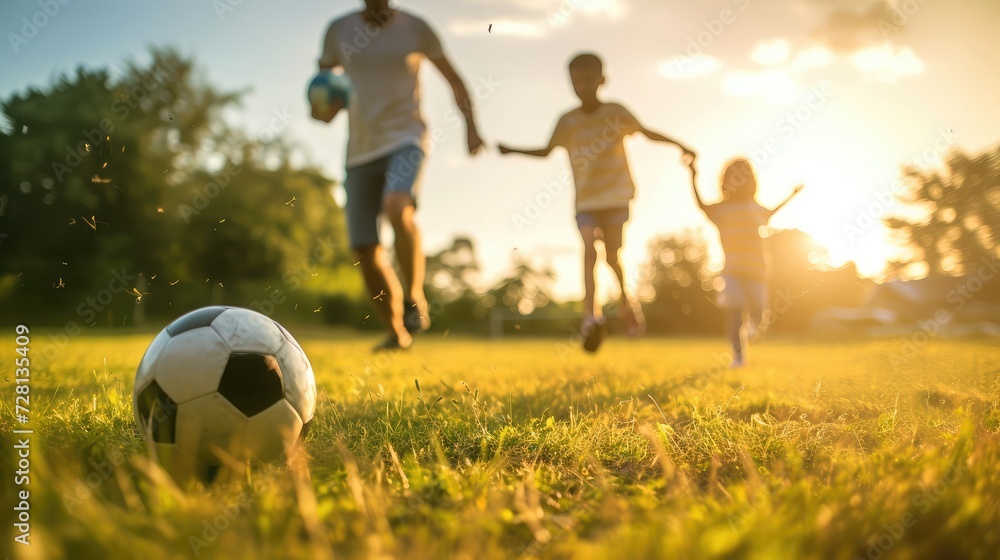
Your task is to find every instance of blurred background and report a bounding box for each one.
[1,0,998,338]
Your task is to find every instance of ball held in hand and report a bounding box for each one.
[307,71,353,112]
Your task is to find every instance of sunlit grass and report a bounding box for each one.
[1,333,998,559]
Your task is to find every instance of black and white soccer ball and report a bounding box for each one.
[132,306,316,483]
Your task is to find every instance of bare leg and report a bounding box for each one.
[384,193,425,304]
[602,223,643,336]
[601,224,628,300]
[579,225,599,319]
[384,192,429,332]
[355,244,411,346]
[726,308,745,367]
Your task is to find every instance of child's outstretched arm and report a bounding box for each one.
[688,162,710,214]
[499,115,565,157]
[768,184,804,218]
[497,139,555,158]
[640,128,696,162]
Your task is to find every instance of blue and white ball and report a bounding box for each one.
[307,71,353,112]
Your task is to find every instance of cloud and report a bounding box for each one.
[722,68,798,102]
[457,0,628,28]
[447,17,549,39]
[850,44,924,81]
[789,46,835,73]
[658,55,723,80]
[751,39,791,66]
[809,1,896,52]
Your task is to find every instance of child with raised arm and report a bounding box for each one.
[688,158,802,367]
[498,53,695,352]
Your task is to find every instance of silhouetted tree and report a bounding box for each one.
[637,234,720,334]
[885,145,1000,277]
[425,236,480,304]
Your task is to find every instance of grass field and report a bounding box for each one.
[1,332,999,560]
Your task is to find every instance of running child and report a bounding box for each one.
[687,158,802,367]
[498,52,696,352]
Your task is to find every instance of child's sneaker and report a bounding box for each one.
[581,316,607,353]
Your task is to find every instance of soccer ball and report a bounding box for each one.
[307,70,353,112]
[132,306,316,483]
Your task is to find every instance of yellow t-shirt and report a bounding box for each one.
[549,102,642,213]
[705,201,771,280]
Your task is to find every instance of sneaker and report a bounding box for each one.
[581,316,607,353]
[403,300,430,334]
[372,334,411,353]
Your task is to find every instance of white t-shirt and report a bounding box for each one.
[549,102,642,212]
[319,10,443,168]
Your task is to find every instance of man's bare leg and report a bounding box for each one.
[385,192,429,332]
[356,243,412,348]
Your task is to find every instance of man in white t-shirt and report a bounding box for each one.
[499,53,695,352]
[315,0,483,351]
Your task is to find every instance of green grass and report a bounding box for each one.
[1,332,999,559]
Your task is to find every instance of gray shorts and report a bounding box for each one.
[718,274,767,313]
[344,144,425,248]
[576,207,630,233]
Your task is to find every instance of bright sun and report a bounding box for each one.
[761,161,902,278]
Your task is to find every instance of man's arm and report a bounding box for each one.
[428,55,483,155]
[768,185,804,218]
[313,24,344,124]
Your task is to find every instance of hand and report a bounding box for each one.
[310,98,345,123]
[467,127,484,155]
[792,184,804,195]
[498,144,512,155]
[681,148,696,165]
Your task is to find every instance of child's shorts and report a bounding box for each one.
[576,207,630,234]
[718,274,767,312]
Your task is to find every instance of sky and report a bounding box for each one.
[2,0,999,302]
